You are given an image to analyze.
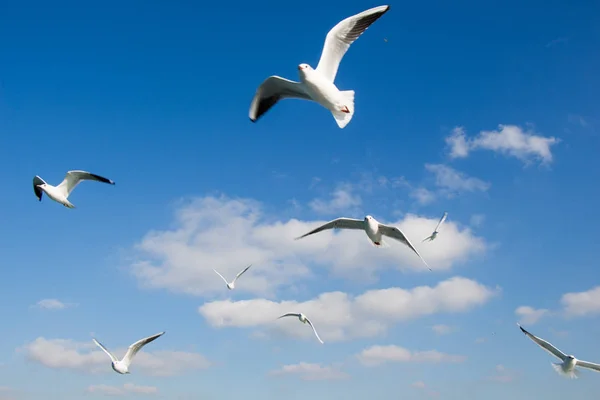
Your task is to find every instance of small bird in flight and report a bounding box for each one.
[92,331,165,375]
[422,212,448,242]
[212,264,252,290]
[277,312,324,344]
[33,170,115,209]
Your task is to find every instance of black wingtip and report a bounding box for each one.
[518,324,527,334]
[249,117,257,123]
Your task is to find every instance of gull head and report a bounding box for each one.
[364,215,373,222]
[298,63,311,71]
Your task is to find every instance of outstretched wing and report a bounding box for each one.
[249,76,312,122]
[378,224,431,270]
[421,234,433,243]
[518,324,567,361]
[122,332,165,368]
[577,360,600,372]
[434,212,448,233]
[32,175,47,201]
[295,217,364,240]
[277,313,301,320]
[212,269,230,285]
[315,5,390,82]
[92,338,118,363]
[305,317,325,344]
[56,170,115,198]
[233,264,252,283]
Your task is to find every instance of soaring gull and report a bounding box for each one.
[422,212,448,242]
[33,170,115,208]
[277,312,324,344]
[249,5,390,129]
[295,215,430,270]
[213,264,252,290]
[518,324,600,378]
[93,331,165,375]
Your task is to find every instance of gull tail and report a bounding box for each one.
[552,363,579,379]
[370,239,390,248]
[422,235,433,243]
[331,90,355,129]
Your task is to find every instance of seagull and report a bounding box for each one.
[249,5,390,129]
[33,170,115,208]
[277,312,324,344]
[295,215,431,270]
[422,212,448,242]
[212,264,252,290]
[518,324,600,378]
[92,331,165,375]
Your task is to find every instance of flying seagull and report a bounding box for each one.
[249,5,390,129]
[93,331,165,375]
[33,170,115,208]
[295,215,431,270]
[213,264,252,290]
[277,312,324,344]
[422,212,448,242]
[518,324,600,378]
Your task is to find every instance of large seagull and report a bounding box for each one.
[518,324,600,378]
[93,331,165,375]
[33,170,115,208]
[249,5,390,128]
[295,215,430,270]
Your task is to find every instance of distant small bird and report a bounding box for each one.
[277,312,324,344]
[93,332,165,375]
[212,264,252,290]
[518,324,600,378]
[33,170,115,208]
[384,38,388,42]
[295,215,430,270]
[422,212,448,242]
[249,5,390,129]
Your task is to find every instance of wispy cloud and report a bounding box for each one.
[545,37,568,48]
[269,362,348,381]
[425,164,490,194]
[32,299,76,311]
[515,306,550,325]
[308,183,361,215]
[86,383,158,396]
[357,345,466,366]
[432,324,456,335]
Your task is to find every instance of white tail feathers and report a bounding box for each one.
[552,363,579,379]
[331,90,355,129]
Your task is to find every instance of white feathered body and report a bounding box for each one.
[299,67,344,112]
[40,185,75,208]
[111,361,129,374]
[553,357,578,378]
[364,217,382,243]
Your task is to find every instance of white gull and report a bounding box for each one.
[33,170,115,208]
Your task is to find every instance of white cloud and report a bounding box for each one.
[268,362,348,381]
[308,183,361,215]
[469,214,485,227]
[432,324,456,335]
[412,381,426,389]
[198,277,498,342]
[20,337,210,376]
[86,383,158,396]
[560,286,600,317]
[33,299,75,310]
[409,187,436,205]
[425,164,490,193]
[515,306,549,325]
[357,345,466,367]
[445,124,559,165]
[129,196,488,297]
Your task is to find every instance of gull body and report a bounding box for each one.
[295,215,430,270]
[92,332,165,375]
[518,324,600,378]
[422,212,448,242]
[212,264,252,290]
[33,170,115,209]
[277,312,324,344]
[249,5,390,129]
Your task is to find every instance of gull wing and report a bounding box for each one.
[434,212,448,233]
[277,313,301,320]
[294,217,364,240]
[92,338,118,363]
[305,316,325,344]
[421,234,434,243]
[212,269,230,285]
[576,360,600,372]
[232,264,252,283]
[315,5,390,82]
[518,324,567,361]
[32,175,47,201]
[249,76,312,122]
[378,223,431,270]
[56,170,115,198]
[122,332,165,368]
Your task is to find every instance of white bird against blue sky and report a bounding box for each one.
[277,312,324,344]
[212,264,252,290]
[92,331,165,375]
[295,215,431,270]
[33,170,115,208]
[422,211,448,242]
[518,324,600,378]
[249,5,390,128]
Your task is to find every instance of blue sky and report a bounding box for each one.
[1,0,599,398]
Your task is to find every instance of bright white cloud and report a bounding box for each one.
[33,299,74,310]
[409,187,436,205]
[20,337,210,376]
[268,362,348,381]
[425,164,490,193]
[198,277,498,342]
[356,345,466,367]
[87,383,158,396]
[445,124,559,164]
[432,324,456,335]
[515,306,549,325]
[560,286,600,317]
[308,183,361,215]
[129,196,488,297]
